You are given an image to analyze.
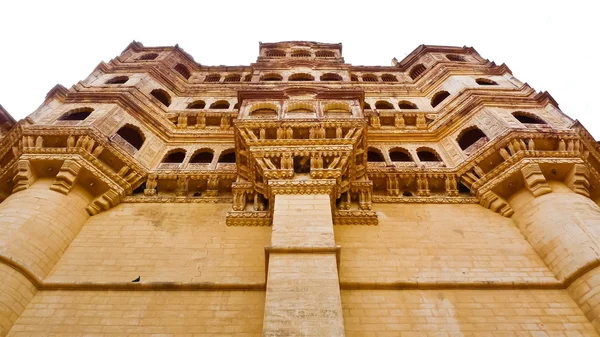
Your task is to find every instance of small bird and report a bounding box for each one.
[132,276,140,283]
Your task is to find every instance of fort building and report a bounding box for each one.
[1,41,600,336]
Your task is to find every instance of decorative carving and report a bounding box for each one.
[175,176,189,196]
[521,163,552,197]
[86,190,121,216]
[144,175,157,196]
[50,159,82,194]
[565,163,590,197]
[479,190,514,217]
[12,159,36,193]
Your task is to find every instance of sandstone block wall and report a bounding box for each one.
[334,203,554,285]
[46,203,270,284]
[342,289,598,336]
[7,290,265,337]
[0,264,36,337]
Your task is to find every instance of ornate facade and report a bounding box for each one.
[1,40,600,336]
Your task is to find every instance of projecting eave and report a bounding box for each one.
[396,44,485,70]
[259,41,342,52]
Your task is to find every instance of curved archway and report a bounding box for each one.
[398,100,418,109]
[446,54,466,62]
[174,63,191,79]
[389,147,412,162]
[291,50,311,58]
[224,74,242,82]
[476,78,498,85]
[139,53,158,60]
[287,102,315,113]
[151,89,171,107]
[381,74,398,82]
[323,102,350,113]
[210,100,230,109]
[409,64,426,80]
[457,127,488,151]
[116,124,145,150]
[320,73,342,81]
[105,76,129,84]
[250,103,278,117]
[289,73,314,81]
[375,100,394,109]
[431,91,450,108]
[204,74,221,83]
[367,148,385,162]
[218,149,236,163]
[190,149,214,164]
[187,100,206,109]
[59,107,94,121]
[362,74,378,82]
[266,49,286,57]
[512,111,547,124]
[316,50,335,57]
[162,149,186,163]
[416,147,441,162]
[261,73,283,81]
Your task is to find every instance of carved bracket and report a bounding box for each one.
[565,163,590,198]
[86,190,121,216]
[521,163,552,197]
[12,159,36,193]
[50,160,82,194]
[479,190,514,217]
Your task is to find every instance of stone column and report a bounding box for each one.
[262,181,345,336]
[507,163,600,332]
[0,165,92,337]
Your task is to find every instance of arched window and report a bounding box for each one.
[289,73,314,81]
[244,74,252,82]
[362,74,378,82]
[151,89,171,107]
[398,100,418,109]
[291,50,311,58]
[364,102,371,110]
[457,127,488,150]
[316,50,335,58]
[381,74,398,82]
[250,103,278,117]
[351,75,358,82]
[224,74,242,82]
[210,100,230,109]
[320,73,342,81]
[367,148,385,162]
[105,76,129,84]
[431,91,450,108]
[375,100,394,109]
[512,111,546,124]
[446,54,466,62]
[162,149,186,163]
[389,148,412,162]
[59,107,94,121]
[417,148,441,162]
[190,149,214,163]
[266,49,286,57]
[323,102,350,113]
[218,150,236,163]
[175,63,191,79]
[262,73,283,81]
[187,100,206,109]
[476,78,498,85]
[139,53,158,60]
[116,125,145,150]
[204,74,221,83]
[409,64,426,80]
[286,102,315,113]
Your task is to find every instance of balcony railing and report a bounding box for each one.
[109,133,138,156]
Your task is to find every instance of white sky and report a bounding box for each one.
[1,0,598,138]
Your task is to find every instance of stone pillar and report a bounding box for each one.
[509,181,600,283]
[507,165,600,333]
[0,178,92,280]
[262,190,345,336]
